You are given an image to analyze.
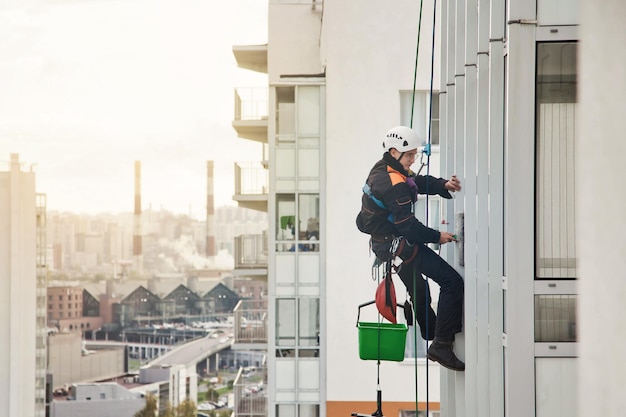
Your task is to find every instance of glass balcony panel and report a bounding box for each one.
[234,234,268,270]
[233,300,267,344]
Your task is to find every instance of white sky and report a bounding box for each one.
[0,0,268,218]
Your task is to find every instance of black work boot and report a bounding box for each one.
[427,339,465,371]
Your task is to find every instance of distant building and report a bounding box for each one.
[47,332,126,391]
[49,382,144,417]
[0,154,47,417]
[47,285,103,334]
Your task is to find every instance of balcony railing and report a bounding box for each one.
[234,234,268,270]
[233,300,267,345]
[235,162,268,196]
[234,87,268,121]
[233,365,267,417]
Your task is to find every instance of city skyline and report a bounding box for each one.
[0,0,268,218]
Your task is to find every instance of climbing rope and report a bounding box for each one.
[407,0,438,415]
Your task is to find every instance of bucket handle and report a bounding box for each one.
[356,300,411,327]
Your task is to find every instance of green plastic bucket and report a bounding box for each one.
[357,321,408,362]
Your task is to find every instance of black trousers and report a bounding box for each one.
[397,244,464,341]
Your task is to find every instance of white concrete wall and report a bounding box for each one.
[268,4,323,83]
[578,1,626,416]
[0,154,37,417]
[48,333,126,389]
[50,397,144,417]
[322,0,442,405]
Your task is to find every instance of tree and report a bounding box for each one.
[134,394,158,417]
[157,398,197,417]
[176,398,197,417]
[158,401,175,417]
[206,387,220,402]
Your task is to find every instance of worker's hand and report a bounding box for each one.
[445,175,462,192]
[439,232,458,244]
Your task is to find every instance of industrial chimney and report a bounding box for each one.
[206,161,216,257]
[133,161,143,275]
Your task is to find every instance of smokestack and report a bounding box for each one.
[206,161,216,257]
[133,161,143,275]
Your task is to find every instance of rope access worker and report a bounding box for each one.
[356,125,465,371]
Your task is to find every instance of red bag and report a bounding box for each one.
[375,274,397,324]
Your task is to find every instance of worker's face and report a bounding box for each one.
[391,148,418,171]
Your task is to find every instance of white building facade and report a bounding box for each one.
[235,2,446,417]
[236,0,626,416]
[0,154,47,417]
[438,0,579,416]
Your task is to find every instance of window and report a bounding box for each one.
[276,87,296,139]
[400,411,440,417]
[535,42,577,280]
[276,299,296,346]
[276,193,320,252]
[534,294,576,342]
[299,404,320,417]
[275,85,321,193]
[276,404,296,417]
[299,298,319,347]
[404,326,428,359]
[414,198,441,251]
[298,194,319,252]
[400,91,440,146]
[276,298,320,353]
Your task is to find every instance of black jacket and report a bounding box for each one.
[356,152,452,244]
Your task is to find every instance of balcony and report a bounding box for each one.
[233,87,268,143]
[232,44,267,74]
[233,162,268,212]
[233,364,267,417]
[233,234,268,277]
[232,300,267,349]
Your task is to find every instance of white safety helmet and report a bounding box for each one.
[382,126,420,153]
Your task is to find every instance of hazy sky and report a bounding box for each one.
[0,0,268,218]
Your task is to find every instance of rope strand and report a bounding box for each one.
[409,0,426,414]
[424,0,438,415]
[408,0,438,414]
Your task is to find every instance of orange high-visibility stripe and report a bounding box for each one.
[387,166,407,186]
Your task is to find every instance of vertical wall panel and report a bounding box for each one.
[535,358,577,417]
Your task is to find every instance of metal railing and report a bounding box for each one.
[233,300,267,344]
[233,365,267,417]
[234,162,268,196]
[234,234,268,269]
[234,87,268,121]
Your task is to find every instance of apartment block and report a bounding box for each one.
[0,154,46,417]
[228,1,626,417]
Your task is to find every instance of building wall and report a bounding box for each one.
[0,154,38,417]
[320,0,443,411]
[439,0,581,416]
[50,393,144,417]
[48,333,126,389]
[268,3,323,84]
[48,286,84,321]
[578,1,626,416]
